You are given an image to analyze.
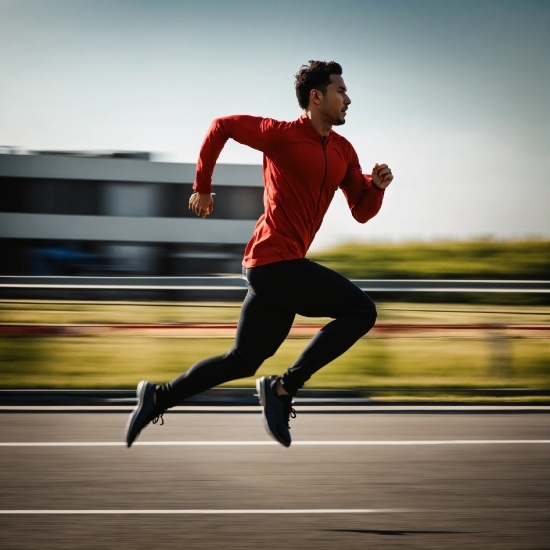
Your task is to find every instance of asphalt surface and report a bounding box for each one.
[0,408,549,550]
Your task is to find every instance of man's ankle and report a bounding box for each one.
[154,386,171,411]
[275,378,290,397]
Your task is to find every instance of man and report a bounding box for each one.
[125,60,393,448]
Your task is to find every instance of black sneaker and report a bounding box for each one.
[256,376,296,448]
[124,380,164,447]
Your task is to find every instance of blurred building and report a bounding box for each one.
[0,150,264,275]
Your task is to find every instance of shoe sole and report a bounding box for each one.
[256,377,266,407]
[124,380,149,447]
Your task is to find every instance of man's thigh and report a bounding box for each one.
[246,259,373,320]
[233,290,296,364]
[291,260,374,319]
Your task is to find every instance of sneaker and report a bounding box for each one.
[256,376,296,447]
[124,380,164,447]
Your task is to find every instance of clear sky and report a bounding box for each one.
[1,0,548,250]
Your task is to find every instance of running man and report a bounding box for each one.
[125,60,394,448]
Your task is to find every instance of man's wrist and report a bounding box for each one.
[371,180,384,191]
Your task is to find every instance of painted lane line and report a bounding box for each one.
[0,509,403,516]
[2,405,550,412]
[0,440,549,447]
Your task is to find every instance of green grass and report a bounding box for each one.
[0,301,244,325]
[0,335,548,390]
[2,238,548,396]
[0,300,548,391]
[3,299,549,326]
[309,239,550,280]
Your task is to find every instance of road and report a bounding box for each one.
[0,407,549,549]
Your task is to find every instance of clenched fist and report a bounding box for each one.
[189,192,214,218]
[371,163,393,190]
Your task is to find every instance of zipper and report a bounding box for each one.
[311,136,328,239]
[320,136,328,188]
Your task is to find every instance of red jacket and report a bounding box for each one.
[193,114,385,268]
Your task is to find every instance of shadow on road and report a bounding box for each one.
[326,528,468,536]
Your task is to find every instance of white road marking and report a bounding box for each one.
[0,440,548,447]
[0,508,406,515]
[1,405,549,412]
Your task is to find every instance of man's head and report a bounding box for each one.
[294,60,350,127]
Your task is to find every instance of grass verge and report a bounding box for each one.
[0,300,548,393]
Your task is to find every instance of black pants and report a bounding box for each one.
[158,259,376,408]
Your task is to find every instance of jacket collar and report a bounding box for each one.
[299,114,333,142]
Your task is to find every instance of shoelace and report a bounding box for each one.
[151,413,164,426]
[283,403,296,429]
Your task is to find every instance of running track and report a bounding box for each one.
[0,407,549,549]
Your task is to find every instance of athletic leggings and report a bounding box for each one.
[157,258,377,409]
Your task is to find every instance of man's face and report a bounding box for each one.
[320,74,351,126]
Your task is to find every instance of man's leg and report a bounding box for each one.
[161,259,368,402]
[246,259,376,446]
[157,290,295,407]
[258,260,377,396]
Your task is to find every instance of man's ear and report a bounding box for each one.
[309,88,323,106]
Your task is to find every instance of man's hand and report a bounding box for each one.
[189,192,214,218]
[371,163,394,190]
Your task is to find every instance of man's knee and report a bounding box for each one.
[225,348,265,378]
[357,294,377,334]
[366,297,377,324]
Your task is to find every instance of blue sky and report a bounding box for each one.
[1,0,548,250]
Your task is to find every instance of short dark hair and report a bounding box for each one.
[294,60,343,109]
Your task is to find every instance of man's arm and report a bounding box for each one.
[194,115,278,194]
[340,154,394,224]
[189,115,278,218]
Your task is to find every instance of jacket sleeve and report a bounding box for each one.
[193,115,277,194]
[339,147,385,224]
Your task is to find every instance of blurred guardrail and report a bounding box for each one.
[1,276,548,301]
[1,387,549,407]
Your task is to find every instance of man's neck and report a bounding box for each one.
[305,110,332,137]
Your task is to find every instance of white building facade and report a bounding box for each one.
[0,152,264,275]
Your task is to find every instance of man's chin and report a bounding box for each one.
[334,117,346,126]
